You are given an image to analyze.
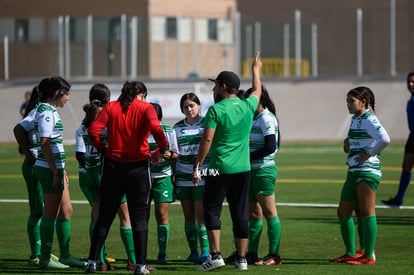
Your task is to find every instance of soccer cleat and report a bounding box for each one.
[355,249,376,262]
[245,252,259,265]
[198,251,209,263]
[84,262,97,273]
[51,254,60,262]
[28,256,40,265]
[105,255,116,263]
[97,262,115,271]
[134,264,150,275]
[59,255,87,268]
[186,251,199,262]
[234,256,248,270]
[197,253,225,271]
[347,255,375,265]
[127,260,137,271]
[255,254,282,266]
[224,251,237,264]
[39,259,70,269]
[157,253,168,264]
[381,198,402,208]
[329,254,358,263]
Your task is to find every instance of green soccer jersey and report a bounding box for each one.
[33,102,66,169]
[204,96,258,174]
[174,117,207,187]
[346,109,390,176]
[249,108,278,170]
[148,121,178,178]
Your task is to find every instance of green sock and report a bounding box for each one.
[120,226,136,263]
[362,216,377,259]
[27,216,41,258]
[157,224,170,255]
[339,216,355,256]
[185,224,198,251]
[197,224,209,253]
[56,219,71,258]
[39,217,56,264]
[357,219,363,250]
[267,216,281,255]
[248,218,263,254]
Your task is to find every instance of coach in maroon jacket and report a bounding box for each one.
[86,81,167,274]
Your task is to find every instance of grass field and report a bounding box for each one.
[0,141,413,274]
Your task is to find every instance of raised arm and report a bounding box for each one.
[249,52,263,101]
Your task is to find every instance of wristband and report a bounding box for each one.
[193,163,199,170]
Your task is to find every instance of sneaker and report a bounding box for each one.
[224,251,237,264]
[157,253,168,264]
[105,255,116,263]
[187,251,199,262]
[255,254,282,266]
[39,259,70,269]
[245,252,259,265]
[198,251,209,263]
[29,256,40,265]
[347,255,375,265]
[197,253,225,271]
[135,264,150,275]
[329,254,358,263]
[59,255,87,268]
[84,262,96,273]
[381,198,402,208]
[51,254,60,262]
[127,261,136,271]
[97,263,115,271]
[234,256,248,270]
[355,249,376,262]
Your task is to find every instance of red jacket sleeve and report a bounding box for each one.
[88,104,108,151]
[145,105,168,153]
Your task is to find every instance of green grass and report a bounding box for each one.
[0,141,413,274]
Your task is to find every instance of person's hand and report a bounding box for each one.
[355,153,370,163]
[192,167,201,186]
[252,52,262,72]
[150,148,162,165]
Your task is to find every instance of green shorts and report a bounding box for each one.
[34,166,64,193]
[79,166,101,204]
[248,166,277,202]
[175,185,205,201]
[151,176,174,203]
[22,160,43,214]
[340,170,381,202]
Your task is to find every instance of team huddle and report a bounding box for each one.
[13,53,393,274]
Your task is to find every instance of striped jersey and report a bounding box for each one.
[346,109,390,176]
[33,102,66,169]
[18,103,40,158]
[148,121,178,178]
[174,117,207,187]
[75,122,107,169]
[249,108,278,170]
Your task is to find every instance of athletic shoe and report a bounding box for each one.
[134,264,150,275]
[51,253,60,262]
[38,259,70,269]
[84,262,96,273]
[197,253,225,271]
[347,256,375,265]
[224,251,237,264]
[105,255,116,263]
[381,198,402,208]
[245,252,259,265]
[234,256,248,270]
[59,255,87,268]
[127,261,136,271]
[355,249,376,261]
[29,256,40,265]
[97,263,115,271]
[187,251,199,262]
[329,254,358,263]
[198,251,209,263]
[157,253,168,264]
[255,254,282,266]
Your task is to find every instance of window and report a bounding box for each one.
[208,19,217,41]
[166,17,177,39]
[15,19,28,42]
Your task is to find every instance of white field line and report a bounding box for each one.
[1,199,413,210]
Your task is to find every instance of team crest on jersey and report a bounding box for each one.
[45,116,50,122]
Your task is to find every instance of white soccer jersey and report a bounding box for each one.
[75,123,105,168]
[19,103,40,158]
[249,108,278,170]
[174,117,207,187]
[346,109,390,176]
[33,102,66,169]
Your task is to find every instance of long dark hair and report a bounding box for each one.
[23,85,40,118]
[151,102,163,121]
[82,84,111,128]
[348,86,373,111]
[118,81,147,112]
[179,92,201,113]
[38,76,70,102]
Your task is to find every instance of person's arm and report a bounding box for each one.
[13,124,35,164]
[76,152,86,168]
[249,52,263,101]
[88,106,108,152]
[250,134,276,160]
[147,106,168,153]
[192,127,215,184]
